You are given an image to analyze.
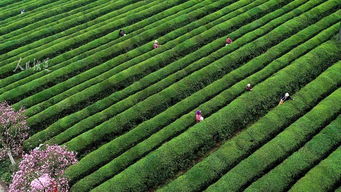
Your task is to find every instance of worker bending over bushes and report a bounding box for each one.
[279,92,293,105]
[195,110,204,123]
[245,83,253,91]
[153,40,160,49]
[225,36,233,46]
[119,29,126,37]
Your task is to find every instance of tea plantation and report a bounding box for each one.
[0,0,340,191]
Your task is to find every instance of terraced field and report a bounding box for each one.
[0,0,340,191]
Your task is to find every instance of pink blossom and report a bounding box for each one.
[0,101,29,162]
[9,145,78,192]
[30,173,54,190]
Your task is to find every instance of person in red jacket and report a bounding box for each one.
[225,37,233,46]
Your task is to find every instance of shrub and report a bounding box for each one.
[8,145,77,192]
[67,17,340,191]
[0,102,29,165]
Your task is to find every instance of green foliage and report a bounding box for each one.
[0,160,12,184]
[15,0,264,115]
[206,92,341,192]
[88,40,341,192]
[63,0,321,154]
[0,0,58,20]
[0,0,154,66]
[0,0,188,78]
[23,0,292,149]
[159,46,341,192]
[0,0,114,39]
[245,117,341,192]
[1,0,340,190]
[288,145,341,192]
[66,13,340,192]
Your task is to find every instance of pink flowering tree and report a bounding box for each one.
[0,102,29,165]
[9,145,78,192]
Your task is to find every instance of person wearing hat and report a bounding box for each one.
[245,83,253,91]
[225,37,233,46]
[20,9,25,14]
[119,29,127,37]
[279,92,293,105]
[195,110,204,123]
[153,40,160,49]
